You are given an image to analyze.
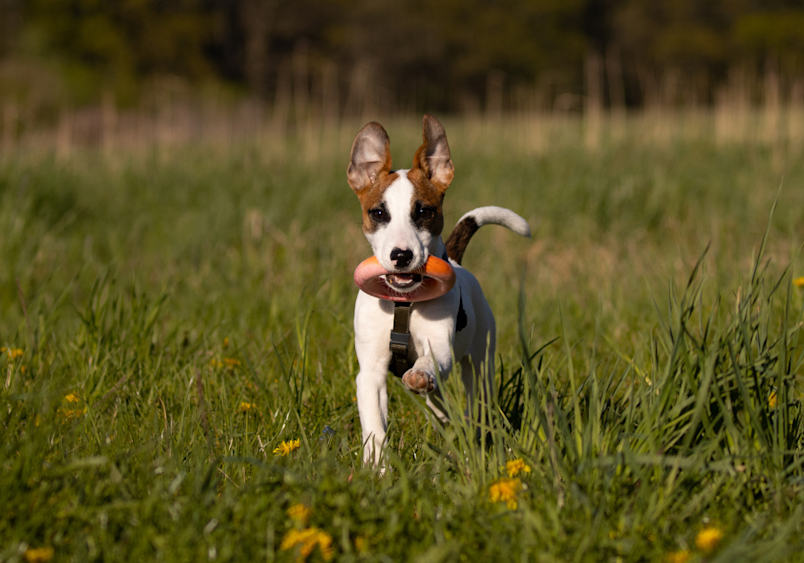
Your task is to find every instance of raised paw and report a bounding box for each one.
[402,369,435,394]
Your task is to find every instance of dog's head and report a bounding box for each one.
[347,114,454,293]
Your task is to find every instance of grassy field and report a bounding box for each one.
[2,114,804,562]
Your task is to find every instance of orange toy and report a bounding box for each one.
[354,255,456,302]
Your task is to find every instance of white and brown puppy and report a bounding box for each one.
[348,114,530,465]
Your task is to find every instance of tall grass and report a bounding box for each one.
[1,115,804,561]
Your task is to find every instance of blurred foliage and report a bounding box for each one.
[0,0,803,110]
[11,0,213,105]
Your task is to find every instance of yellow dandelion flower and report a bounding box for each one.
[794,276,804,288]
[695,526,724,553]
[60,407,87,420]
[287,503,312,523]
[506,458,531,477]
[280,527,333,562]
[24,547,54,563]
[209,359,224,368]
[238,402,256,413]
[60,394,87,420]
[665,550,691,563]
[7,348,24,360]
[274,439,301,456]
[769,391,777,409]
[224,358,241,368]
[489,477,522,510]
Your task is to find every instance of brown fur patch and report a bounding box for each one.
[445,216,479,264]
[355,171,399,233]
[407,167,445,237]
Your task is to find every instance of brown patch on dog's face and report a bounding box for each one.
[355,171,399,234]
[406,167,445,238]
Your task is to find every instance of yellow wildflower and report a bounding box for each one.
[24,547,54,563]
[223,337,229,348]
[695,526,724,553]
[209,359,224,368]
[238,402,256,413]
[489,477,522,510]
[274,439,300,456]
[287,503,312,524]
[280,527,333,562]
[354,536,368,553]
[224,358,240,368]
[7,348,24,360]
[665,550,691,563]
[769,391,777,409]
[60,407,87,420]
[794,276,804,288]
[60,394,87,420]
[506,458,531,477]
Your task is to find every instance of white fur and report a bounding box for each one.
[354,173,529,466]
[457,206,531,237]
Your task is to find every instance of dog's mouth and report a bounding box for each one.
[383,273,423,291]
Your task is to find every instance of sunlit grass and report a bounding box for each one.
[2,114,804,561]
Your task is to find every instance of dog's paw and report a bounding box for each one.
[402,369,435,394]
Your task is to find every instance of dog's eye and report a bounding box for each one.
[418,207,436,219]
[369,208,387,222]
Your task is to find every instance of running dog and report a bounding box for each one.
[348,114,530,465]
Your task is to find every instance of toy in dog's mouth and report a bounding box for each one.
[354,256,455,302]
[384,273,423,290]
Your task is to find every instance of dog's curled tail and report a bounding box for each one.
[445,206,531,265]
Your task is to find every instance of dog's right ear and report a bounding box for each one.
[347,122,392,192]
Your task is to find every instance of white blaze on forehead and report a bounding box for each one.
[383,169,414,225]
[366,169,431,272]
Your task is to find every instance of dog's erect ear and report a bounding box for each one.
[347,122,392,192]
[412,114,454,190]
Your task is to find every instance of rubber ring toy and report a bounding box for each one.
[354,255,456,302]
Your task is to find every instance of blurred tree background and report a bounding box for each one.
[1,0,804,116]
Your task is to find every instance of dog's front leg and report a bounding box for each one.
[402,335,454,424]
[356,366,388,466]
[354,293,394,466]
[402,329,453,395]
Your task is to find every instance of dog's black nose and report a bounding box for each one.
[390,248,413,269]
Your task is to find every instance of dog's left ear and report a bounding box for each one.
[412,114,454,190]
[347,122,392,193]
